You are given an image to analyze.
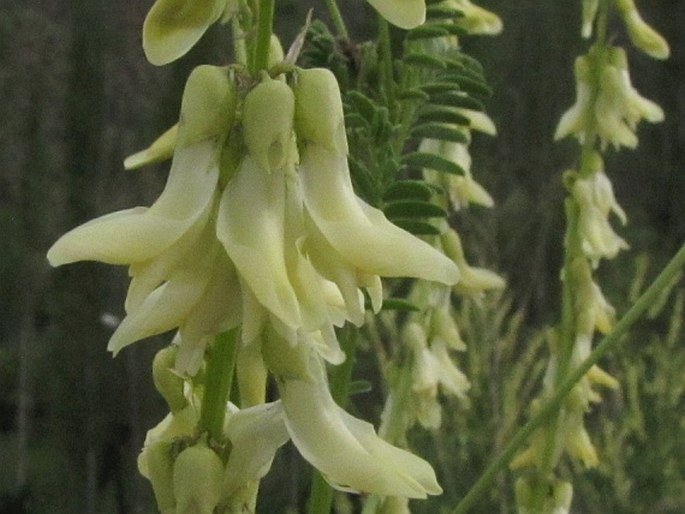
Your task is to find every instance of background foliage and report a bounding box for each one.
[0,1,683,513]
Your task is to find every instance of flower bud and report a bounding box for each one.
[581,0,599,38]
[616,0,670,59]
[173,441,224,514]
[293,68,348,154]
[177,65,236,148]
[141,441,176,513]
[152,346,188,412]
[242,77,295,172]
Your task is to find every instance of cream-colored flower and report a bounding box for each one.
[571,163,629,262]
[581,0,599,38]
[440,229,505,295]
[277,346,442,498]
[143,0,229,65]
[555,55,593,142]
[616,0,670,59]
[420,138,494,209]
[294,68,459,286]
[48,66,239,366]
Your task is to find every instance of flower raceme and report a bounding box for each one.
[48,65,458,501]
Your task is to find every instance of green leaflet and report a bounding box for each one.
[384,200,447,219]
[401,152,466,175]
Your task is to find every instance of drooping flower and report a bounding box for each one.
[570,156,629,263]
[555,47,664,150]
[294,68,460,286]
[270,338,443,498]
[47,66,240,372]
[143,0,229,65]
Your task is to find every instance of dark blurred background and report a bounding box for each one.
[0,1,683,513]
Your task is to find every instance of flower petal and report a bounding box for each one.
[143,0,227,65]
[222,402,290,495]
[217,156,301,329]
[280,353,441,498]
[48,140,219,266]
[300,145,459,285]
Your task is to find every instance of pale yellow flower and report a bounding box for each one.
[143,0,229,65]
[277,345,442,498]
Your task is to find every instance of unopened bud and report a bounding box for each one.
[293,68,348,154]
[177,65,236,148]
[173,441,224,514]
[152,346,188,412]
[242,77,295,171]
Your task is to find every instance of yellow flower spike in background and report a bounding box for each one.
[366,0,426,30]
[143,0,229,65]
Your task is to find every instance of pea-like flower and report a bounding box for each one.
[556,48,664,150]
[143,0,229,65]
[616,0,670,60]
[570,156,628,263]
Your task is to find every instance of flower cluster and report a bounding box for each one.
[555,46,664,150]
[48,54,462,508]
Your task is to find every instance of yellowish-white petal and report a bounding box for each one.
[143,0,227,66]
[222,402,290,495]
[300,145,459,285]
[217,156,301,329]
[48,141,219,266]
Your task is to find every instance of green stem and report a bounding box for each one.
[198,328,240,442]
[451,242,685,514]
[306,327,359,514]
[324,0,349,40]
[361,353,414,514]
[252,0,275,72]
[377,15,396,118]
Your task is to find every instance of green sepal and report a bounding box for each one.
[397,88,431,101]
[430,23,468,36]
[420,82,461,95]
[379,298,422,311]
[348,380,373,396]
